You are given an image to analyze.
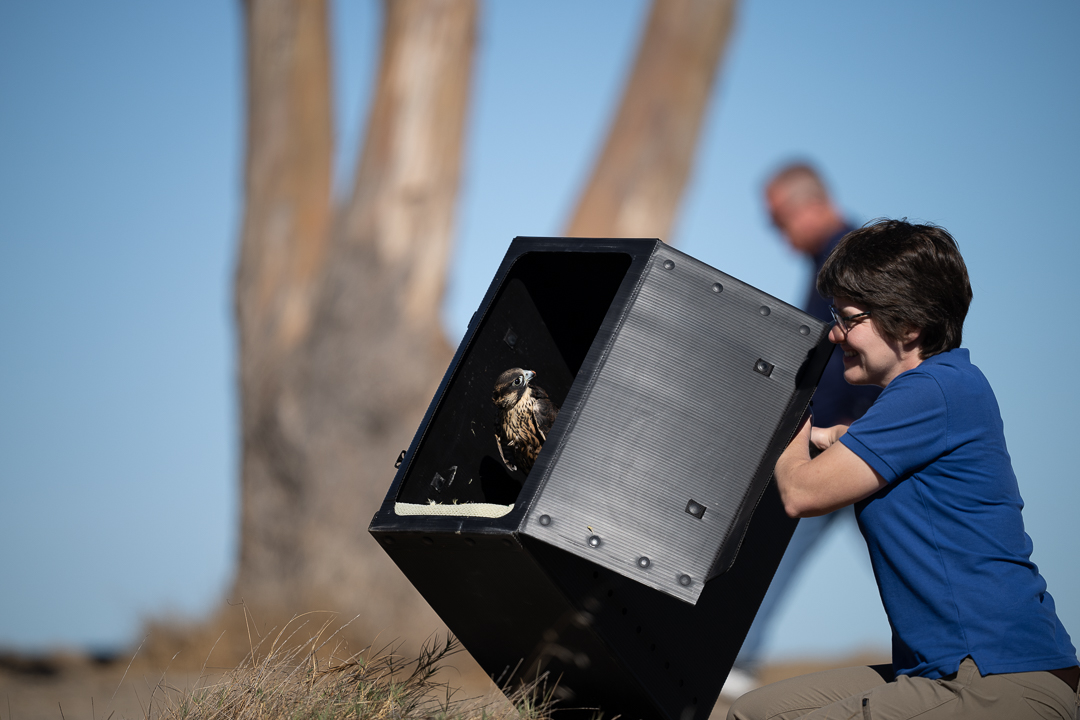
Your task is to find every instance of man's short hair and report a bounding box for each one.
[817,219,973,358]
[766,162,829,205]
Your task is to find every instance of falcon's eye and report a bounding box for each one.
[512,376,523,386]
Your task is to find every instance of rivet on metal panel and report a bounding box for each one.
[754,359,774,377]
[637,556,651,569]
[678,574,692,587]
[799,324,811,336]
[587,535,602,548]
[711,282,723,293]
[663,259,675,270]
[538,514,552,526]
[759,305,771,316]
[685,500,706,519]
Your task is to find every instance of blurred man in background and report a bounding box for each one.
[722,163,881,699]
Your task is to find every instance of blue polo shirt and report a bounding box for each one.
[840,348,1076,678]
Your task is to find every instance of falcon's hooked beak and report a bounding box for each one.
[522,370,536,385]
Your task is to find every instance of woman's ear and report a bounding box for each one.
[902,325,923,350]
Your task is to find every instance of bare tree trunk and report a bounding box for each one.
[565,0,736,240]
[234,0,334,608]
[343,0,474,328]
[232,0,477,645]
[230,0,728,655]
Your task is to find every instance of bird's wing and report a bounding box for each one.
[531,387,559,436]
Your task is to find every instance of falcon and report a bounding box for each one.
[492,368,559,476]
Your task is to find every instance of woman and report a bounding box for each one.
[729,219,1078,719]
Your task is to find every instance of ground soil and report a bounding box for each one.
[0,652,204,720]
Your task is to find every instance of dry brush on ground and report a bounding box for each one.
[144,615,557,720]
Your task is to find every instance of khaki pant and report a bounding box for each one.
[727,657,1079,720]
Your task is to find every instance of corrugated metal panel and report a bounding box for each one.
[523,243,830,603]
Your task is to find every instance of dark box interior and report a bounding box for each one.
[395,251,631,506]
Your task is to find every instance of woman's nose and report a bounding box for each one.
[828,323,846,344]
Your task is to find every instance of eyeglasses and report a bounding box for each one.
[829,306,871,334]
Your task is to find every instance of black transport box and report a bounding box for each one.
[370,238,833,720]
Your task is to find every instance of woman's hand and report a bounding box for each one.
[775,417,885,519]
[810,424,849,452]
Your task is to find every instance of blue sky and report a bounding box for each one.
[1,1,1077,664]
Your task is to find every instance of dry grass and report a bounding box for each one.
[141,612,556,720]
[1,602,888,720]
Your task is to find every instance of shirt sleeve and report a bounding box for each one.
[839,370,949,484]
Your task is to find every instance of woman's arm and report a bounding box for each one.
[775,417,887,518]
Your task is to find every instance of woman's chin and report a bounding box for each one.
[843,367,867,385]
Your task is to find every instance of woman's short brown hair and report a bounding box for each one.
[817,219,972,358]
